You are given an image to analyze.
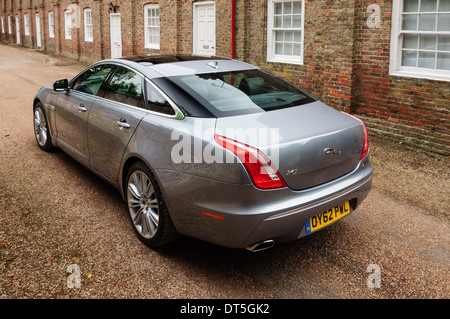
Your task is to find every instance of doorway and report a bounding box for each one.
[193,1,215,56]
[15,15,20,44]
[35,14,41,48]
[110,13,122,59]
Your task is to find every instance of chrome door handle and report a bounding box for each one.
[78,104,87,113]
[117,120,131,129]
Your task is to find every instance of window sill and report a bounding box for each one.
[145,45,160,50]
[390,69,450,82]
[267,56,303,66]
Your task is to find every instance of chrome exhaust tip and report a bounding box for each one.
[246,240,275,252]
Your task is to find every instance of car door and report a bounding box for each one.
[55,64,114,165]
[87,65,148,182]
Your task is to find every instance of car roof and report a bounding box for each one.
[120,54,229,65]
[103,54,259,78]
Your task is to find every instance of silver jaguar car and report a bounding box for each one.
[33,55,372,252]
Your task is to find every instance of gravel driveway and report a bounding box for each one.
[0,43,448,300]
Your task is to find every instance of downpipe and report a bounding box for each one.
[246,240,275,252]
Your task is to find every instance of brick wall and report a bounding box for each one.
[353,0,449,155]
[1,0,448,155]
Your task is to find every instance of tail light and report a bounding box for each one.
[342,112,369,160]
[215,134,286,189]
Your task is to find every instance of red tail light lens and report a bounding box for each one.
[215,135,287,189]
[342,112,369,160]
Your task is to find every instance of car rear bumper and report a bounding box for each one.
[155,157,373,250]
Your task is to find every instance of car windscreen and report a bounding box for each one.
[167,69,316,117]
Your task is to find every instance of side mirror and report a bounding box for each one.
[53,79,69,92]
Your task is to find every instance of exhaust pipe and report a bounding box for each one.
[246,240,275,252]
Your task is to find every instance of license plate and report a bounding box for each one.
[305,201,350,234]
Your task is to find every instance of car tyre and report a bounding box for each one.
[33,102,55,152]
[125,161,178,247]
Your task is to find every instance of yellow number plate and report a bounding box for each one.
[305,201,350,234]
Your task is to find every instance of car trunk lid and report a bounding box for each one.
[215,101,364,190]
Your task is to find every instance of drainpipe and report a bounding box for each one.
[231,0,235,59]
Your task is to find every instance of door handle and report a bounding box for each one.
[117,119,131,130]
[78,104,87,113]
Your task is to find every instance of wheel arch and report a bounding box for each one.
[120,155,158,200]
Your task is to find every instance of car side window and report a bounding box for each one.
[103,66,145,108]
[146,82,176,116]
[72,64,114,96]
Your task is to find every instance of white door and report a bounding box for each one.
[110,14,122,59]
[193,2,215,56]
[15,15,20,44]
[35,14,41,48]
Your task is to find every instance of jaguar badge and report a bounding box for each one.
[324,148,341,155]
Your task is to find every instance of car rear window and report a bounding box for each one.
[168,69,315,117]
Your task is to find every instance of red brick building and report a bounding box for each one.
[1,0,449,155]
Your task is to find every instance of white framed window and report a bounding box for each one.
[8,15,11,34]
[84,8,93,42]
[144,4,160,49]
[48,11,55,38]
[24,14,30,36]
[267,0,305,65]
[65,10,72,40]
[1,16,4,33]
[390,0,450,81]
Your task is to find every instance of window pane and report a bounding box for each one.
[418,51,436,68]
[293,14,302,28]
[73,65,114,95]
[285,31,293,42]
[275,16,282,28]
[420,0,437,12]
[104,67,144,108]
[275,30,284,41]
[402,50,418,66]
[147,85,175,115]
[419,14,436,31]
[403,34,419,49]
[438,35,450,51]
[404,0,419,12]
[293,43,301,56]
[293,1,302,14]
[419,34,437,50]
[285,43,293,55]
[437,14,450,31]
[402,14,418,30]
[283,2,292,14]
[440,0,450,11]
[171,70,317,115]
[275,2,282,14]
[275,42,283,54]
[437,52,450,69]
[283,15,291,28]
[294,31,302,42]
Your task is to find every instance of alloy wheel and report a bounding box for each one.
[127,170,160,239]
